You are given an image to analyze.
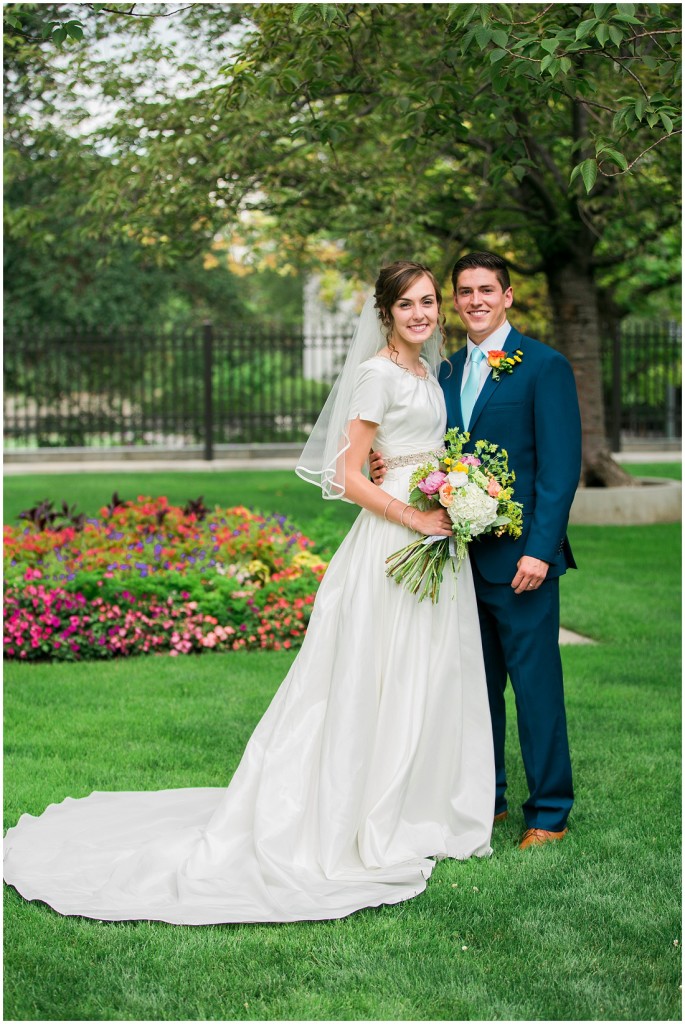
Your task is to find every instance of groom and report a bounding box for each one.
[373,251,582,849]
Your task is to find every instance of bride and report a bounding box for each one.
[4,261,495,925]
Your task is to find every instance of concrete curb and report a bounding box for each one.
[569,476,681,525]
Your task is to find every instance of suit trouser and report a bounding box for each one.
[471,561,574,832]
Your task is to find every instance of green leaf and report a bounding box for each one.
[490,49,508,64]
[475,26,491,50]
[616,3,636,13]
[646,112,659,128]
[540,54,556,73]
[559,57,573,75]
[597,147,628,170]
[457,4,481,25]
[231,59,255,75]
[491,29,508,48]
[660,111,674,134]
[634,97,646,120]
[608,25,624,46]
[541,37,559,54]
[65,22,84,41]
[292,4,311,25]
[593,3,612,17]
[595,24,610,47]
[52,27,67,45]
[572,158,598,193]
[576,19,597,40]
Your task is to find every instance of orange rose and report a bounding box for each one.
[487,350,507,369]
[438,483,454,507]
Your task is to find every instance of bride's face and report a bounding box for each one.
[389,274,439,350]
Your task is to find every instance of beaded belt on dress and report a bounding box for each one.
[384,448,446,470]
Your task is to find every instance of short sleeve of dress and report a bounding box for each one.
[347,362,390,426]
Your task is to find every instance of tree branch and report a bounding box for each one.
[510,4,557,27]
[85,4,196,17]
[625,28,683,41]
[598,129,682,177]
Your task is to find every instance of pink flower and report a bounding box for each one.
[487,478,502,497]
[460,456,482,467]
[418,471,448,495]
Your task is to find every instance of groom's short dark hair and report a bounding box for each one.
[452,252,510,293]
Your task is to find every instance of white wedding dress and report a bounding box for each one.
[4,357,495,924]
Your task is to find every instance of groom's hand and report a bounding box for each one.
[512,556,549,595]
[368,450,387,485]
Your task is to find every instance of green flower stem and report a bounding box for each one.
[385,538,463,604]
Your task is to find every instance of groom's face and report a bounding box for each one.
[453,268,513,344]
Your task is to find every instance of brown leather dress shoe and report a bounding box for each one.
[494,811,508,822]
[519,827,568,850]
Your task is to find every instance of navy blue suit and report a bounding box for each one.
[439,326,582,830]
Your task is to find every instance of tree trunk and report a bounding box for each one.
[545,259,632,488]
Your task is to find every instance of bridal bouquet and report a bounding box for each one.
[385,428,523,603]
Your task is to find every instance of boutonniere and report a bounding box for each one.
[487,349,523,381]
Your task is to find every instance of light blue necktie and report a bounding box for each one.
[460,346,485,428]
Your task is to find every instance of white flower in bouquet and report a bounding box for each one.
[446,482,499,536]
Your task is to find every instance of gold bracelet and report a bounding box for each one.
[399,504,411,527]
[383,497,399,521]
[407,508,419,531]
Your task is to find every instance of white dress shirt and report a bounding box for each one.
[460,320,513,399]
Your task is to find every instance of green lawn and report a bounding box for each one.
[3,471,682,1021]
[623,461,682,480]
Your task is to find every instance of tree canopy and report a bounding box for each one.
[3,2,681,481]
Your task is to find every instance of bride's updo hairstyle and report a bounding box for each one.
[374,261,446,349]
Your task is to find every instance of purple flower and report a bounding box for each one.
[418,471,448,496]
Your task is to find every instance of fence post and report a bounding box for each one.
[611,324,622,453]
[203,321,214,461]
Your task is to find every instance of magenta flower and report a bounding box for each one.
[418,471,448,495]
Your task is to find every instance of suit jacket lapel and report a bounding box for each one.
[443,347,467,430]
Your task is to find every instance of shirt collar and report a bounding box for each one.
[466,320,512,358]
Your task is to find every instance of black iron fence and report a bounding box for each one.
[3,320,681,455]
[602,321,681,447]
[3,323,347,454]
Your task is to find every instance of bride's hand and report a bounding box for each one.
[411,508,453,538]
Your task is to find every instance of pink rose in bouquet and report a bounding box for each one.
[418,471,448,496]
[487,478,502,498]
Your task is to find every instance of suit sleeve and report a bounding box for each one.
[524,353,582,564]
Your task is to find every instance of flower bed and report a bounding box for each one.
[4,496,327,661]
